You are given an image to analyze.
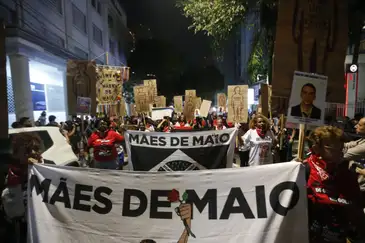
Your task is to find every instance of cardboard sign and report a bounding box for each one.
[66,60,97,115]
[143,79,157,105]
[227,85,248,123]
[174,96,183,113]
[200,100,212,117]
[134,86,149,113]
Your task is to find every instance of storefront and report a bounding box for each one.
[7,56,67,127]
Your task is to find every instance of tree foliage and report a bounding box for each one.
[177,0,277,84]
[176,0,248,47]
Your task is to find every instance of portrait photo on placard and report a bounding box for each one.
[287,71,327,126]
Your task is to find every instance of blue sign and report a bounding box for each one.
[30,82,46,111]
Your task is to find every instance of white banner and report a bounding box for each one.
[28,162,308,243]
[124,128,237,171]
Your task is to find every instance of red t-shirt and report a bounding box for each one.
[88,130,124,162]
[305,155,361,243]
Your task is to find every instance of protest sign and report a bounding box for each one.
[217,93,226,111]
[227,85,248,123]
[184,94,196,121]
[155,96,166,108]
[66,60,97,115]
[96,66,123,105]
[194,97,202,109]
[76,96,91,114]
[185,90,196,97]
[174,96,183,113]
[287,71,327,126]
[134,86,149,113]
[28,162,308,243]
[272,0,347,103]
[199,100,211,117]
[151,107,174,120]
[124,128,237,171]
[143,79,157,105]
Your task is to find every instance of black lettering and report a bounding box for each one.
[180,137,189,146]
[140,135,150,145]
[219,134,230,143]
[269,182,300,216]
[73,184,92,212]
[49,178,71,208]
[122,189,147,217]
[150,190,172,219]
[150,136,158,146]
[255,185,267,218]
[204,135,214,145]
[92,186,113,214]
[220,187,255,219]
[129,134,139,144]
[186,189,217,219]
[170,137,180,146]
[29,174,51,203]
[158,136,166,146]
[193,136,203,146]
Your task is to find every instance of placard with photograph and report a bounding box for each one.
[286,71,327,126]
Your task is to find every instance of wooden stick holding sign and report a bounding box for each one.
[279,114,285,150]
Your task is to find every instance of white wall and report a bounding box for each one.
[7,59,66,126]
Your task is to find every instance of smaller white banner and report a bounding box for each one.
[151,107,174,120]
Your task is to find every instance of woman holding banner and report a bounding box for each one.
[241,114,276,166]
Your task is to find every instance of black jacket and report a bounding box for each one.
[290,104,321,119]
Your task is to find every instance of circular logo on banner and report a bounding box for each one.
[350,64,358,73]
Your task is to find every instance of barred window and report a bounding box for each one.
[72,4,87,34]
[93,24,103,46]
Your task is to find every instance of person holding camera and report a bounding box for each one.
[87,120,124,170]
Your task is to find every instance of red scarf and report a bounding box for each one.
[256,128,266,138]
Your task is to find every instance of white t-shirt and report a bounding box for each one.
[242,129,275,166]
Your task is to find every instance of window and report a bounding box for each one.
[41,0,63,15]
[45,30,65,48]
[93,24,103,46]
[108,15,113,29]
[97,1,102,15]
[109,39,115,54]
[72,4,87,34]
[74,47,88,59]
[92,0,102,15]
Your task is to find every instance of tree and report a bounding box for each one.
[177,0,278,84]
[176,0,248,48]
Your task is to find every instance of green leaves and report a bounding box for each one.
[177,0,248,47]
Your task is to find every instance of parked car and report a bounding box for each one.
[8,126,79,167]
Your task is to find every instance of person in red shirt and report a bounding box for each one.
[304,126,365,243]
[88,120,124,169]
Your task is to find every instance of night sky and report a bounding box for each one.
[120,0,213,65]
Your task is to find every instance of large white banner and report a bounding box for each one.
[28,162,308,243]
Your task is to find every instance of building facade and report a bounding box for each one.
[215,7,261,89]
[0,0,129,126]
[344,28,365,117]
